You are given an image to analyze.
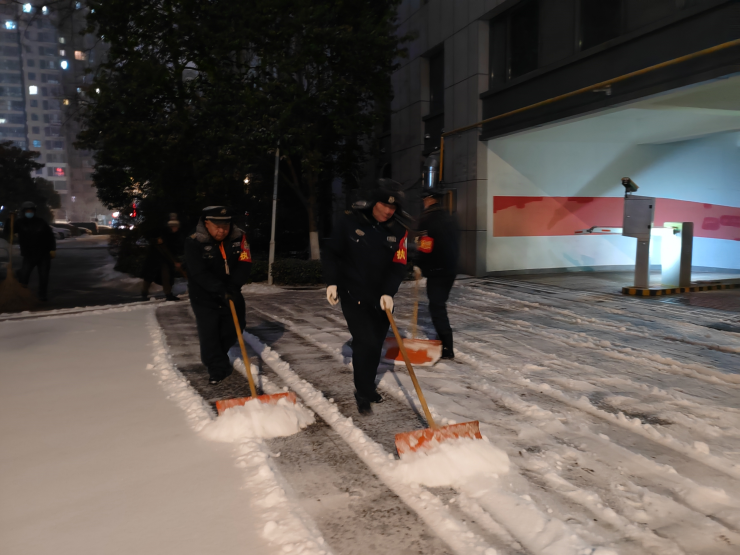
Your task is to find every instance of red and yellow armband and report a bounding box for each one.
[418,236,434,253]
[239,235,252,262]
[392,231,408,264]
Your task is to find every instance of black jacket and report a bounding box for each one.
[3,216,56,258]
[322,205,408,306]
[415,204,460,277]
[141,226,183,284]
[184,220,252,309]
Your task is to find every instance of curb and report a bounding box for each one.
[622,283,740,296]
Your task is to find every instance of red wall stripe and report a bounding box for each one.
[493,196,740,241]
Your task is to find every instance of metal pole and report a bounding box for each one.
[267,143,279,285]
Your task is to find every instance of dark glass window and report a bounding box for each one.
[509,0,539,79]
[429,51,444,115]
[580,0,622,50]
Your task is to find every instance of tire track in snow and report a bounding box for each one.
[251,305,616,555]
[455,343,740,481]
[447,300,740,388]
[239,329,504,555]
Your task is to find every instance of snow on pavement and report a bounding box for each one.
[0,308,276,555]
[243,280,740,555]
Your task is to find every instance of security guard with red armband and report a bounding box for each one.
[184,206,252,385]
[322,180,410,414]
[414,185,460,360]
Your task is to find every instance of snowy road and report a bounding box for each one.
[234,279,740,555]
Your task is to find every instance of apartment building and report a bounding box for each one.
[0,2,107,224]
[392,0,740,275]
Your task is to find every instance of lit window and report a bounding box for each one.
[23,4,32,13]
[63,98,69,105]
[29,85,38,95]
[59,37,65,44]
[95,88,100,94]
[75,2,82,9]
[60,60,68,70]
[59,49,65,56]
[42,6,48,14]
[54,167,66,177]
[0,118,4,124]
[75,51,87,61]
[33,140,41,147]
[4,21,17,30]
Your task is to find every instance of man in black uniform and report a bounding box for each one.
[414,188,460,359]
[3,201,56,301]
[323,181,409,414]
[184,206,252,385]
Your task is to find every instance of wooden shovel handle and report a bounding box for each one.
[386,308,437,429]
[229,299,257,398]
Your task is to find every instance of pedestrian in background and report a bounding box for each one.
[141,213,183,301]
[2,201,56,301]
[414,189,460,359]
[323,180,409,414]
[185,206,252,385]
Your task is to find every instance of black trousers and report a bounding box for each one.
[18,255,51,298]
[340,295,390,398]
[427,275,455,336]
[191,299,246,380]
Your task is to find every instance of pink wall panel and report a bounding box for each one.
[494,196,740,240]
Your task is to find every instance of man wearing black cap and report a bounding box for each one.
[184,206,252,385]
[322,180,409,414]
[414,189,460,359]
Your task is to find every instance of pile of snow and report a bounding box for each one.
[201,398,315,443]
[393,438,510,488]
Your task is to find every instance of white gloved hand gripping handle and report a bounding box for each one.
[380,295,394,311]
[326,285,339,306]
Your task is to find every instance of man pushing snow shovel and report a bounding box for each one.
[322,180,410,415]
[185,206,252,385]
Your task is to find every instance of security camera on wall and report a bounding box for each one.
[621,177,639,195]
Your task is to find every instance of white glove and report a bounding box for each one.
[413,266,422,280]
[326,285,339,306]
[380,295,394,311]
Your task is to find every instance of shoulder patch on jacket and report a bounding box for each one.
[392,231,408,264]
[239,234,252,262]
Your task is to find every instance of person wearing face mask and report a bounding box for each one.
[184,206,253,385]
[2,201,56,301]
[322,179,410,415]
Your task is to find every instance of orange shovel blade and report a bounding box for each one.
[395,421,482,457]
[215,391,297,416]
[382,337,442,366]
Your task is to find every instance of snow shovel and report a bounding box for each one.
[381,273,442,366]
[386,308,482,457]
[0,214,38,313]
[214,299,296,415]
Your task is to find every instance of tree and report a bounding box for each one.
[77,0,405,256]
[0,141,60,223]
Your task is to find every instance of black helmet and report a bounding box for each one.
[20,201,37,210]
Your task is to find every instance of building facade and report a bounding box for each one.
[0,1,107,224]
[392,0,740,275]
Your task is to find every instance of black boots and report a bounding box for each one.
[440,332,454,359]
[354,390,384,415]
[354,392,372,414]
